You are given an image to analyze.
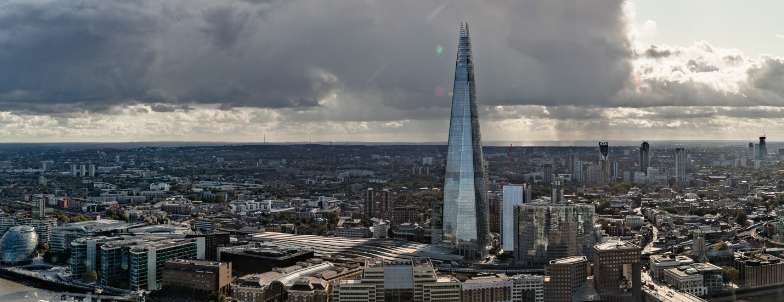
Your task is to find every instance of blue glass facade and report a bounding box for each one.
[0,225,38,264]
[442,23,489,258]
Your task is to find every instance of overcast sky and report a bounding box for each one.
[0,0,782,143]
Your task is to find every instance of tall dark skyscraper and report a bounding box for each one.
[675,147,687,186]
[441,23,489,259]
[640,141,650,173]
[598,141,610,185]
[758,136,767,160]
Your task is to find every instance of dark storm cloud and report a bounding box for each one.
[0,0,634,116]
[200,5,252,49]
[748,58,784,96]
[1,0,782,122]
[0,0,336,113]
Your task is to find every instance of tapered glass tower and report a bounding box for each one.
[441,23,489,259]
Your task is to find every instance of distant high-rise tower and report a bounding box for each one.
[748,142,755,157]
[598,142,610,185]
[551,177,564,204]
[640,141,650,174]
[32,197,45,219]
[515,202,595,267]
[542,163,553,184]
[501,184,528,252]
[442,23,489,259]
[364,188,392,220]
[674,148,687,186]
[758,136,767,160]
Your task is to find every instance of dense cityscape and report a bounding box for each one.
[0,23,783,302]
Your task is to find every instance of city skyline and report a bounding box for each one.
[2,1,784,300]
[0,0,781,142]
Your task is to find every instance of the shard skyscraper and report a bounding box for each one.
[441,23,489,259]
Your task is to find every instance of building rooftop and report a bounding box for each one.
[253,232,462,262]
[594,239,640,251]
[651,254,694,264]
[166,258,225,267]
[57,219,131,233]
[735,251,782,265]
[550,256,588,265]
[220,242,311,259]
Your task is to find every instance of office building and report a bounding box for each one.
[331,258,461,302]
[758,136,767,160]
[365,188,393,220]
[32,197,45,219]
[336,226,371,238]
[514,202,595,267]
[511,274,544,302]
[442,23,489,260]
[649,254,695,282]
[542,163,553,185]
[734,251,784,288]
[231,259,363,302]
[592,240,642,302]
[161,259,232,297]
[190,231,230,261]
[640,141,650,173]
[488,192,500,234]
[675,147,688,186]
[88,164,96,177]
[462,275,512,302]
[501,184,528,252]
[101,236,205,291]
[544,256,589,302]
[219,243,315,276]
[551,177,563,204]
[50,219,129,253]
[70,236,115,279]
[662,262,723,297]
[392,205,418,225]
[31,218,56,244]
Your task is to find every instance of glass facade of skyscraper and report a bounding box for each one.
[442,23,489,259]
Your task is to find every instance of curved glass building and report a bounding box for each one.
[441,23,489,260]
[1,225,38,264]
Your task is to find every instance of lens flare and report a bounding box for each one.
[435,86,445,97]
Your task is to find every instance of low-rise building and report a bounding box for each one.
[334,226,370,238]
[331,258,461,302]
[219,243,315,276]
[462,275,512,302]
[544,256,589,302]
[161,259,232,298]
[511,274,544,302]
[663,266,706,297]
[734,251,784,288]
[649,254,694,281]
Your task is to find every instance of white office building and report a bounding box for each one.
[501,184,528,252]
